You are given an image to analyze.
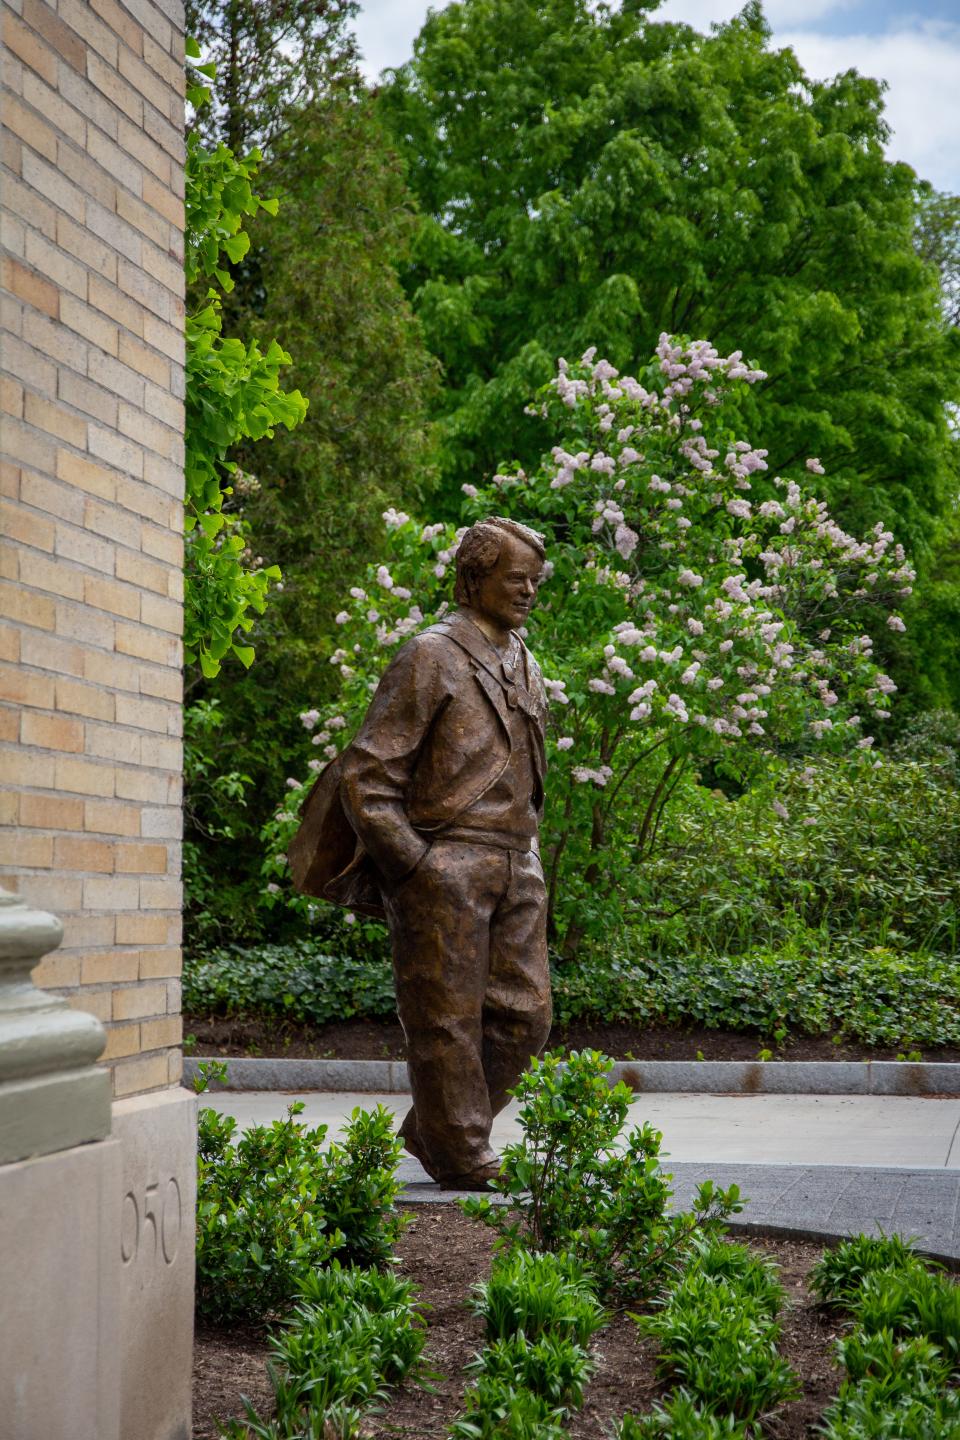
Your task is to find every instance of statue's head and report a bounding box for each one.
[454,516,547,631]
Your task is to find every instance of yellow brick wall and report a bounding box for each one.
[0,0,186,1098]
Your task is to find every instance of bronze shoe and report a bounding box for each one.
[437,1162,501,1191]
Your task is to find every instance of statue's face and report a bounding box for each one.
[472,533,545,630]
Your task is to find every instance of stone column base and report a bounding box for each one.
[0,1137,121,1440]
[112,1086,197,1440]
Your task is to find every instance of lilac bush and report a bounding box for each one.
[261,336,913,957]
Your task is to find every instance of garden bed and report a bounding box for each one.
[184,1014,960,1066]
[192,1205,839,1439]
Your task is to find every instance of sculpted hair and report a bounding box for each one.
[454,516,547,606]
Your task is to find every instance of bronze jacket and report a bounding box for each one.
[329,609,547,914]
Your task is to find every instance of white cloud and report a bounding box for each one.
[353,0,452,80]
[655,0,859,27]
[779,23,960,191]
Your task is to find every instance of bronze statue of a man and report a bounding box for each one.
[290,516,552,1188]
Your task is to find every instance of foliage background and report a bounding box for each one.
[182,0,959,1046]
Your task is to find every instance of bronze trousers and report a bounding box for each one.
[383,839,551,1180]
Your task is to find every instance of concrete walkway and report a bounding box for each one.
[203,1089,960,1261]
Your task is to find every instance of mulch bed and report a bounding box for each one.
[192,1205,843,1439]
[184,1013,960,1066]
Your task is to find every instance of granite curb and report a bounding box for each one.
[184,1055,960,1096]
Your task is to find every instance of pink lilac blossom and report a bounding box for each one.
[572,765,613,787]
[615,525,639,558]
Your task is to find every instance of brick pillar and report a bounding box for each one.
[1,0,186,1100]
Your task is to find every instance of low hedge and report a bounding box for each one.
[184,938,960,1050]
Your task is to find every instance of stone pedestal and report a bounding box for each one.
[0,1138,122,1440]
[113,1087,197,1440]
[0,889,110,1164]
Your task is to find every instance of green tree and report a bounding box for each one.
[182,2,436,947]
[916,189,960,328]
[183,42,308,679]
[379,0,960,702]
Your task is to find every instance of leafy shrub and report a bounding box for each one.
[195,1102,404,1322]
[617,1394,751,1438]
[853,1269,960,1367]
[819,1382,960,1439]
[637,1262,799,1421]
[448,1378,568,1440]
[467,1333,593,1412]
[295,1259,419,1318]
[221,1400,364,1440]
[470,1250,605,1346]
[463,1050,741,1303]
[836,1331,952,1400]
[811,1235,932,1309]
[813,1232,959,1440]
[220,1262,427,1440]
[183,940,395,1025]
[552,937,960,1049]
[628,757,960,967]
[184,938,960,1053]
[685,1237,785,1320]
[270,1277,427,1418]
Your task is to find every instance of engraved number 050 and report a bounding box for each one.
[121,1177,181,1267]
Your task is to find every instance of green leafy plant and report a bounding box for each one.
[270,1272,427,1419]
[219,1262,427,1439]
[685,1237,785,1319]
[466,1332,593,1413]
[184,39,307,679]
[470,1250,605,1346]
[617,1394,752,1438]
[810,1235,932,1310]
[191,1057,229,1093]
[194,1102,404,1322]
[811,1231,959,1440]
[853,1269,960,1368]
[835,1330,952,1401]
[317,1106,407,1271]
[462,1050,741,1303]
[818,1385,960,1439]
[183,940,394,1026]
[448,1377,568,1440]
[636,1259,799,1420]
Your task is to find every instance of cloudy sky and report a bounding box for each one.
[351,0,960,194]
